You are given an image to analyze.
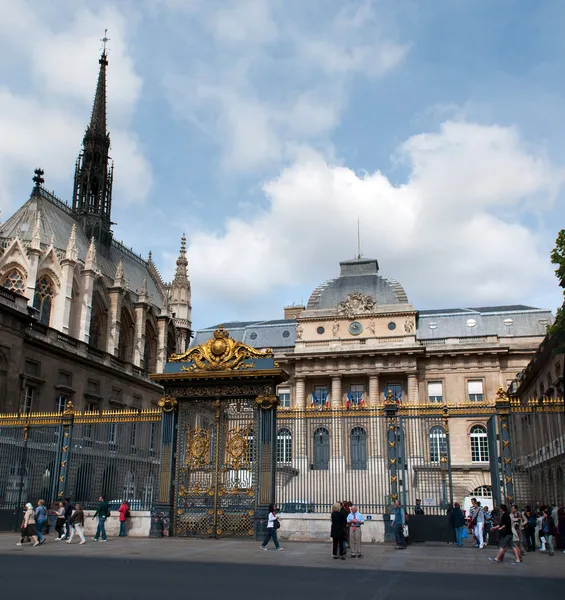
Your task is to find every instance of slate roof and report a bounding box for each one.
[307,258,409,310]
[193,319,297,349]
[0,188,166,309]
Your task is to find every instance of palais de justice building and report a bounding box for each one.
[193,258,553,505]
[0,49,191,414]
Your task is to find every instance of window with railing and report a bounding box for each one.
[311,386,328,408]
[348,384,364,406]
[23,386,34,414]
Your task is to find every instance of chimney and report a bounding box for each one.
[284,305,305,320]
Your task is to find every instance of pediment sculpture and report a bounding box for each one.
[169,326,273,372]
[337,292,376,319]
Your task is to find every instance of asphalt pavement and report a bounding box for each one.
[0,535,562,600]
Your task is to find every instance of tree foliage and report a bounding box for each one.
[549,229,565,354]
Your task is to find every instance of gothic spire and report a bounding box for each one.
[72,32,114,248]
[85,237,97,270]
[172,234,189,285]
[65,224,78,261]
[31,211,42,251]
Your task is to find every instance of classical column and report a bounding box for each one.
[331,375,342,409]
[408,373,419,404]
[369,375,379,407]
[295,376,306,409]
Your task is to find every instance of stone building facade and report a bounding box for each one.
[0,49,192,413]
[193,257,554,507]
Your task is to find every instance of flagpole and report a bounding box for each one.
[357,217,361,259]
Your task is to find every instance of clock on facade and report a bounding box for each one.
[349,321,363,336]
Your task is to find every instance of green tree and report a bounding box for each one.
[549,229,565,353]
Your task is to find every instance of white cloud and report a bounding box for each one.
[0,0,151,214]
[187,120,563,320]
[164,0,408,172]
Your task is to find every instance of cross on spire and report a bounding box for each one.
[32,168,45,190]
[101,29,110,54]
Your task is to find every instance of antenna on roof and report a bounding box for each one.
[356,217,361,260]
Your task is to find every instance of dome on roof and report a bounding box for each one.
[307,258,409,312]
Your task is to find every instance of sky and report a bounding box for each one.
[0,0,564,331]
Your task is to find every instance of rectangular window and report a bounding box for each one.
[427,382,443,403]
[278,388,290,408]
[111,388,123,403]
[87,380,100,395]
[58,371,72,386]
[23,386,34,414]
[24,360,40,377]
[56,395,67,413]
[349,384,364,406]
[86,402,98,413]
[467,380,484,402]
[312,386,328,407]
[133,394,142,408]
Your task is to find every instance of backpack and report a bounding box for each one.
[125,509,131,519]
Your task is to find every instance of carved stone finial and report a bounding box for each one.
[85,237,97,270]
[65,224,78,261]
[32,168,45,193]
[114,259,125,286]
[140,276,148,296]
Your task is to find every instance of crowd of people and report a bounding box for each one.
[16,496,132,547]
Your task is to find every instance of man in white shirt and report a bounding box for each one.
[346,506,365,558]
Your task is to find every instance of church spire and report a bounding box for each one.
[72,31,114,249]
[173,234,189,284]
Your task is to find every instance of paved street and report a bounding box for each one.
[0,535,563,600]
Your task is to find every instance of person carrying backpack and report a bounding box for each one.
[523,505,537,551]
[118,501,130,537]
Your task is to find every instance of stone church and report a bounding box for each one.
[0,49,191,413]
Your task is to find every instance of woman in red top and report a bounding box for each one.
[118,501,129,537]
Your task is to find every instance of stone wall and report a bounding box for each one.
[83,511,152,537]
[278,513,386,543]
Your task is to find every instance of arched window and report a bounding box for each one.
[313,427,330,471]
[123,471,136,500]
[470,425,489,463]
[429,426,447,463]
[89,290,108,351]
[472,485,492,498]
[118,307,135,363]
[33,276,54,326]
[144,320,158,373]
[350,427,367,470]
[2,269,25,294]
[276,428,292,463]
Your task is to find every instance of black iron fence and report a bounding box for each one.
[0,405,162,531]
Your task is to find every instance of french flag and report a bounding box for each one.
[346,393,351,410]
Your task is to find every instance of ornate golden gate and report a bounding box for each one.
[152,326,288,539]
[175,397,259,537]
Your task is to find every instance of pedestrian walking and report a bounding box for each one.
[470,498,485,549]
[449,502,466,547]
[392,499,406,550]
[347,506,364,558]
[541,507,556,556]
[523,505,537,551]
[489,503,522,564]
[62,497,74,540]
[260,503,282,551]
[330,502,347,559]
[17,503,39,547]
[67,503,86,544]
[119,501,130,537]
[92,495,110,542]
[34,499,47,545]
[53,501,65,540]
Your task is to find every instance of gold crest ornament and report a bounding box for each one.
[185,427,211,468]
[169,326,274,372]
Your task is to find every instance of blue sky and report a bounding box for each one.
[0,0,564,331]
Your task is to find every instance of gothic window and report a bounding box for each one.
[33,276,54,326]
[89,291,108,351]
[429,426,447,463]
[276,428,292,463]
[167,325,177,359]
[313,427,330,470]
[350,427,367,470]
[470,425,489,463]
[123,471,136,499]
[144,321,158,373]
[2,269,25,294]
[118,307,134,363]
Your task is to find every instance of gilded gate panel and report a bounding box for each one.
[175,398,259,538]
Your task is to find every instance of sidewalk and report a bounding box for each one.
[1,533,563,577]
